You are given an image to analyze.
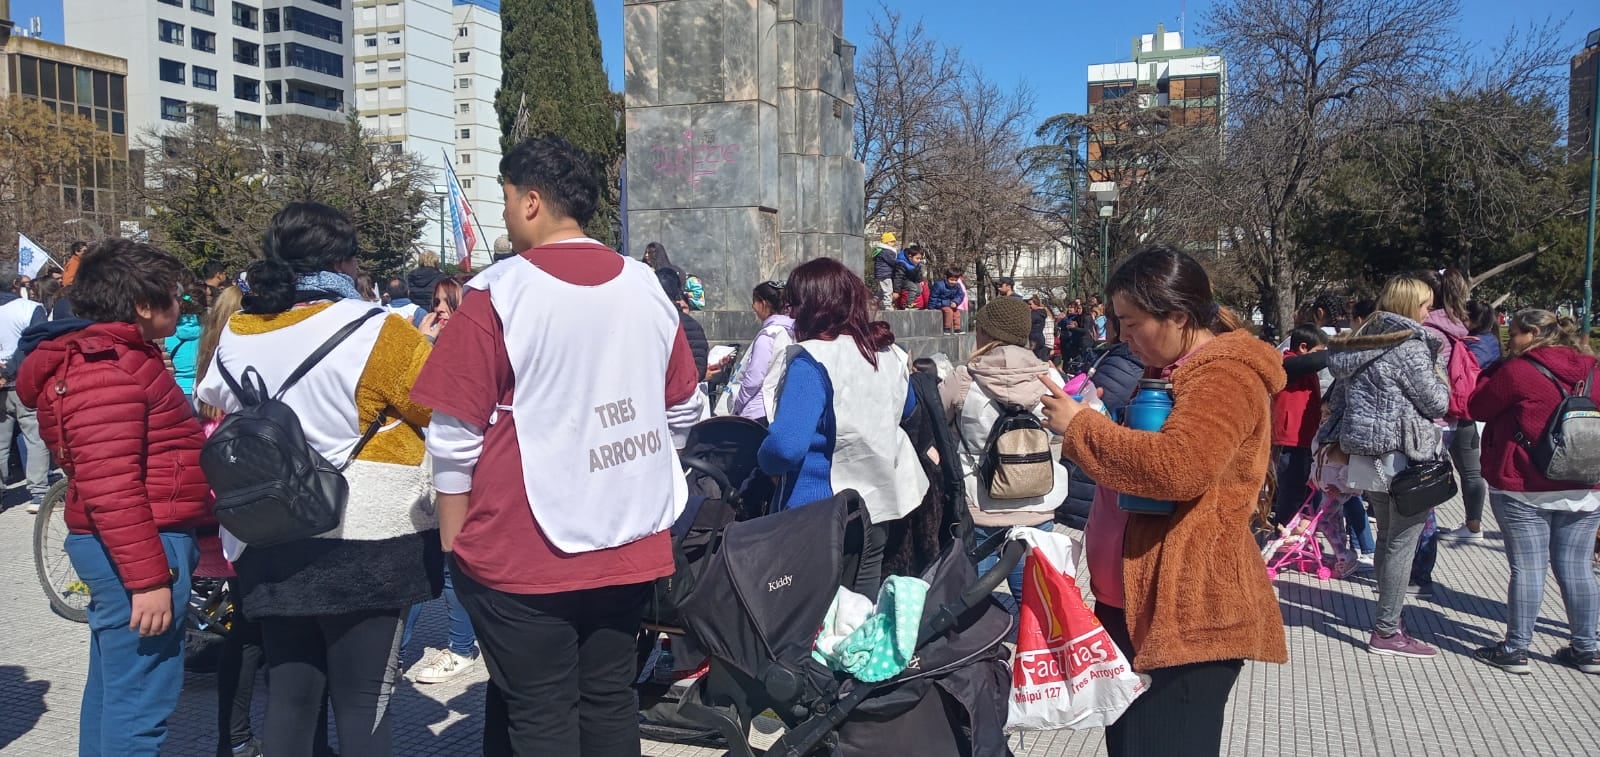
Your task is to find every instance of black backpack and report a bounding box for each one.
[1519,358,1600,486]
[202,309,388,548]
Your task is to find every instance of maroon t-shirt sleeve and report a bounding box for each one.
[665,323,699,408]
[411,287,507,427]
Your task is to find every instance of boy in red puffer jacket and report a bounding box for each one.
[15,239,210,757]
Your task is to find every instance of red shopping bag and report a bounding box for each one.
[1007,527,1147,732]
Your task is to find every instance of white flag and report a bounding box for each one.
[18,233,49,278]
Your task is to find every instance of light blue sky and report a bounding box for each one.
[16,0,1593,120]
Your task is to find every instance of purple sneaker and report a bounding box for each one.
[1368,630,1438,658]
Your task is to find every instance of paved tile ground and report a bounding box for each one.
[3,494,1598,756]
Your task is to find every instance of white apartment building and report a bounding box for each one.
[65,0,355,142]
[452,0,503,267]
[353,0,453,258]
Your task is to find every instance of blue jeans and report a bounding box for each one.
[974,521,1053,615]
[1344,496,1376,553]
[402,560,476,657]
[63,531,197,757]
[1491,493,1600,654]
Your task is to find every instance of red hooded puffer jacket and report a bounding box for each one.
[1468,345,1600,493]
[17,321,212,590]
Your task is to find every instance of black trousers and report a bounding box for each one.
[217,590,334,757]
[216,587,264,755]
[1271,447,1313,527]
[259,609,404,757]
[454,559,648,757]
[1096,604,1243,757]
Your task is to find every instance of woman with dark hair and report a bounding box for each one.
[1465,300,1502,370]
[1418,268,1489,543]
[717,280,794,421]
[418,278,463,342]
[1469,310,1600,675]
[194,202,441,757]
[643,241,704,310]
[757,257,927,521]
[1038,245,1287,756]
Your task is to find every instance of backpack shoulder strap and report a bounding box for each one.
[275,308,386,400]
[1522,355,1571,399]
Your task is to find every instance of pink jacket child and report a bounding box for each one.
[194,417,234,579]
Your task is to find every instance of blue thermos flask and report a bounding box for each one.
[1118,379,1177,515]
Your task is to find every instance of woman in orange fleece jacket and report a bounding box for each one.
[1040,245,1287,757]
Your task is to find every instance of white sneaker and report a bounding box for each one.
[1357,553,1375,572]
[1443,525,1483,541]
[409,648,479,684]
[25,499,42,515]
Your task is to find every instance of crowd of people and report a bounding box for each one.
[6,132,1597,757]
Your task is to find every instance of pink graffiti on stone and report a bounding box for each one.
[652,130,742,186]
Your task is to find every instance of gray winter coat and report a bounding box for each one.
[1316,312,1450,461]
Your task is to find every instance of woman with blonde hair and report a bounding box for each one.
[1469,310,1600,675]
[1317,275,1451,658]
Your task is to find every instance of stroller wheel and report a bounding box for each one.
[1265,567,1277,580]
[1316,566,1333,580]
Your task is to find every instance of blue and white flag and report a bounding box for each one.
[18,233,50,278]
[442,149,479,272]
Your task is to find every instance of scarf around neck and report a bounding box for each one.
[296,270,363,302]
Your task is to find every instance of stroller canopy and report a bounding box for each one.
[679,491,870,680]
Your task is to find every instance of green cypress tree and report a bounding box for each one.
[497,0,623,245]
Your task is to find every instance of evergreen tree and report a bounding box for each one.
[497,0,624,245]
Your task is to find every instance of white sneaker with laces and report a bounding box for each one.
[410,648,479,684]
[1442,524,1483,541]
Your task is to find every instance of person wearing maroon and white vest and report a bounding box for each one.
[412,136,705,757]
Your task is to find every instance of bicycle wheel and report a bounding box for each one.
[33,479,88,623]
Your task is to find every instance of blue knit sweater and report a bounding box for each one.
[758,350,918,510]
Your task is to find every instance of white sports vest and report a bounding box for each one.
[798,338,929,524]
[469,250,687,553]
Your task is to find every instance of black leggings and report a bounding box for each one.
[1096,604,1243,757]
[216,588,264,755]
[259,609,404,757]
[218,590,334,757]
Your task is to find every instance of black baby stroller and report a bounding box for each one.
[658,372,1027,756]
[638,415,774,741]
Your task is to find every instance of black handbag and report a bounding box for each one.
[1389,459,1457,518]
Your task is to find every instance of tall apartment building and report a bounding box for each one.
[452,0,503,266]
[1571,28,1600,163]
[347,0,500,268]
[353,0,453,257]
[65,0,354,142]
[1085,24,1225,183]
[0,34,130,234]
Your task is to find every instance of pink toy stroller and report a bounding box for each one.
[1262,490,1357,580]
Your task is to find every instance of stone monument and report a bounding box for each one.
[623,0,865,311]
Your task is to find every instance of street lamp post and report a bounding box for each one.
[1583,29,1600,345]
[1090,182,1119,296]
[1099,211,1110,295]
